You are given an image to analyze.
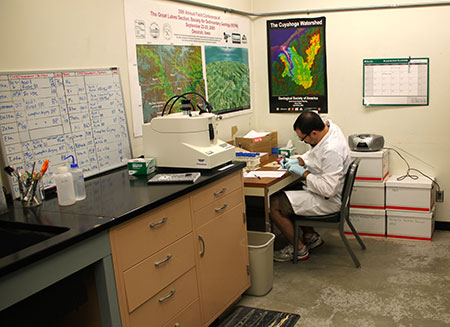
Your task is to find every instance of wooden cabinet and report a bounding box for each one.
[109,170,250,327]
[191,173,250,326]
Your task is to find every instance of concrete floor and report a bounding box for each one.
[239,229,450,327]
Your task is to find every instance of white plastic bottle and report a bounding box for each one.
[54,166,76,206]
[64,155,86,201]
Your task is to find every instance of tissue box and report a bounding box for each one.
[278,146,295,158]
[235,131,278,154]
[127,158,156,176]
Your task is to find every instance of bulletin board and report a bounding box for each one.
[0,68,132,198]
[363,58,429,106]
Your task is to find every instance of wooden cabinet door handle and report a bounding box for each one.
[214,188,227,196]
[199,235,205,257]
[149,217,167,228]
[215,203,228,212]
[154,254,172,267]
[158,289,176,302]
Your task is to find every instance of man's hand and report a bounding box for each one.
[288,164,307,177]
[281,158,299,169]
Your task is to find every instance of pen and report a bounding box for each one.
[254,174,261,179]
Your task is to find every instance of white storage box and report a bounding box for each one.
[386,175,435,213]
[350,149,389,182]
[387,206,435,241]
[345,208,386,237]
[350,181,385,209]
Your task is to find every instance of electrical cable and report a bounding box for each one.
[161,92,212,116]
[384,147,441,192]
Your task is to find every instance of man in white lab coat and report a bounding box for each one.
[271,111,351,262]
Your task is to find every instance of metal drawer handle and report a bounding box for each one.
[215,203,228,212]
[214,188,227,196]
[149,217,167,228]
[154,254,172,267]
[199,235,205,257]
[158,289,175,302]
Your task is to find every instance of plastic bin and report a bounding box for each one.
[245,231,275,296]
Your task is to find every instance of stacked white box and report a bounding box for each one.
[345,208,386,237]
[387,206,435,241]
[386,175,435,213]
[350,149,390,182]
[348,150,388,237]
[350,181,385,210]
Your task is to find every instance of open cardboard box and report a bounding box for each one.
[235,131,278,154]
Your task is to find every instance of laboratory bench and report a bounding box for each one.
[0,161,249,327]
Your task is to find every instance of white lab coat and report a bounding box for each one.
[284,120,351,216]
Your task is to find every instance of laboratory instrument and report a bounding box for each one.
[142,93,234,169]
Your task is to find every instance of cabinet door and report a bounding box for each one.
[195,203,250,326]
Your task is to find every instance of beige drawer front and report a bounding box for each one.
[129,268,199,327]
[193,189,243,228]
[124,233,196,313]
[191,171,242,212]
[162,299,201,327]
[110,197,192,270]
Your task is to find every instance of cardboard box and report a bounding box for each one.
[387,206,435,240]
[350,149,389,182]
[127,158,156,176]
[235,131,278,154]
[350,181,385,209]
[386,175,435,213]
[345,208,386,237]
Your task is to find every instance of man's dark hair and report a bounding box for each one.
[293,111,325,135]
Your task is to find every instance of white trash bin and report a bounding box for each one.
[245,231,275,296]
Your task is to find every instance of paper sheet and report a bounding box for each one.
[243,130,271,138]
[244,171,287,178]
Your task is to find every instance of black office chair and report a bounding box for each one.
[291,158,366,267]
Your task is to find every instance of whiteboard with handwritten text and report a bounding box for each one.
[0,68,132,198]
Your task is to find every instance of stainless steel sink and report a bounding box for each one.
[0,221,69,258]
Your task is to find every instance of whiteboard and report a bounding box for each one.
[0,68,132,198]
[363,58,429,106]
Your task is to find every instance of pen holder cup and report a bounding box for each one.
[21,180,44,207]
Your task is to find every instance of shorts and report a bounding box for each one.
[273,192,296,217]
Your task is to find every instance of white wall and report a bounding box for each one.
[0,0,255,157]
[249,0,450,222]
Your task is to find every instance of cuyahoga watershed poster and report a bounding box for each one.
[267,17,328,113]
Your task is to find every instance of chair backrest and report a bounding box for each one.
[340,158,360,219]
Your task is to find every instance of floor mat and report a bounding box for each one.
[213,305,300,327]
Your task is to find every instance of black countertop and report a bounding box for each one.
[0,162,245,277]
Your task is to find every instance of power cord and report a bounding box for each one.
[383,147,441,192]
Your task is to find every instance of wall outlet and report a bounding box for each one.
[436,190,444,202]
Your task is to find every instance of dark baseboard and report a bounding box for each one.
[436,221,450,231]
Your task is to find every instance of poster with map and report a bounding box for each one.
[267,17,328,113]
[205,46,250,113]
[136,45,205,122]
[124,0,251,136]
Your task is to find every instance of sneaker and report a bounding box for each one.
[303,232,324,250]
[274,245,309,262]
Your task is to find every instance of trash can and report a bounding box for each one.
[245,231,275,296]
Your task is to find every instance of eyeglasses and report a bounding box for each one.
[299,132,310,142]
